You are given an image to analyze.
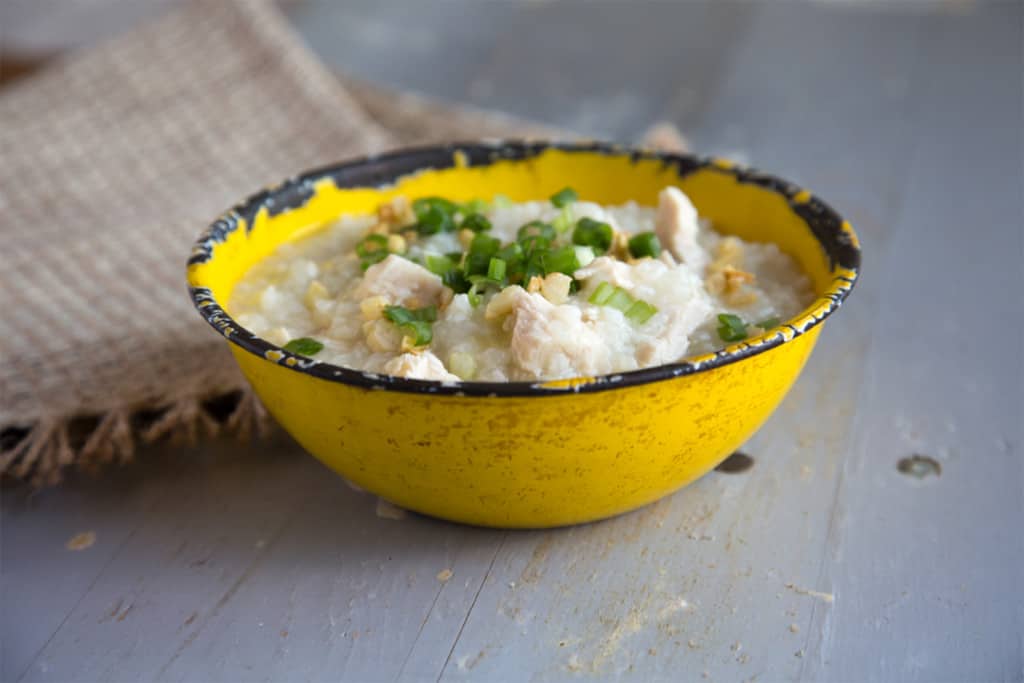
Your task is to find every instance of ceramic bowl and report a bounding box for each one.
[188,142,860,528]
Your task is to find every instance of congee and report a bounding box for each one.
[229,186,813,382]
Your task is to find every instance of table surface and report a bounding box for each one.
[3,1,1022,681]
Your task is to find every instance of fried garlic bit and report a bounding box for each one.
[610,231,631,260]
[386,233,407,254]
[706,236,758,305]
[377,196,415,228]
[367,197,416,236]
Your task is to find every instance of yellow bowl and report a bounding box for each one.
[188,142,860,528]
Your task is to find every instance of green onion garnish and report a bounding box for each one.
[517,221,556,258]
[442,269,471,293]
[589,281,615,305]
[586,281,657,324]
[572,217,613,254]
[356,234,389,270]
[552,207,574,234]
[627,232,662,259]
[540,246,580,277]
[414,205,455,235]
[400,320,433,346]
[550,187,578,208]
[756,317,781,330]
[465,233,501,275]
[605,288,635,312]
[517,220,556,243]
[283,337,324,356]
[461,198,490,215]
[624,300,658,324]
[425,254,457,276]
[717,313,748,342]
[412,197,459,218]
[461,212,492,233]
[496,243,524,273]
[383,305,437,346]
[487,257,507,282]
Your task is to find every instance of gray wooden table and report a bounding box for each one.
[3,1,1022,681]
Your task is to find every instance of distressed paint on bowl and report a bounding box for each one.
[188,142,859,528]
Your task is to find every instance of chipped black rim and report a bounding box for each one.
[188,141,860,398]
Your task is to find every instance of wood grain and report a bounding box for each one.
[3,1,1021,681]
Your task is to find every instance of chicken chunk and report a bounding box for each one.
[382,351,460,382]
[355,254,446,308]
[634,297,714,365]
[655,187,709,273]
[492,287,612,378]
[574,256,637,290]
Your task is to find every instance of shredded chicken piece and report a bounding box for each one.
[383,351,460,382]
[494,287,612,378]
[655,187,709,272]
[574,256,637,289]
[355,254,446,308]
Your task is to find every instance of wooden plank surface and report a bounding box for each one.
[3,1,1022,681]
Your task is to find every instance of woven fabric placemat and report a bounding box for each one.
[0,0,687,485]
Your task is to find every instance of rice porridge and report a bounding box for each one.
[228,186,813,382]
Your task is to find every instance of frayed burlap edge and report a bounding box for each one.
[1,387,272,486]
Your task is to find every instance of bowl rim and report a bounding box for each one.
[188,140,860,398]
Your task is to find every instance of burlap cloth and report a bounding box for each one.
[0,0,688,485]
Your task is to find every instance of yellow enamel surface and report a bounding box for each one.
[232,327,818,528]
[190,148,852,528]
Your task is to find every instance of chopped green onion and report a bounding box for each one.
[469,232,501,255]
[414,205,454,235]
[586,281,658,325]
[628,232,662,259]
[522,256,546,283]
[540,246,580,276]
[445,251,465,263]
[356,234,389,270]
[550,187,578,208]
[605,287,634,312]
[461,198,490,215]
[465,233,501,275]
[589,281,615,305]
[492,194,514,208]
[517,221,556,258]
[461,212,492,232]
[517,220,557,243]
[383,305,437,346]
[552,207,574,234]
[625,300,658,324]
[756,317,781,330]
[383,304,437,325]
[425,254,457,276]
[442,269,471,293]
[717,313,748,342]
[283,337,323,356]
[487,257,507,282]
[356,234,388,257]
[400,320,433,346]
[412,197,459,218]
[572,217,614,254]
